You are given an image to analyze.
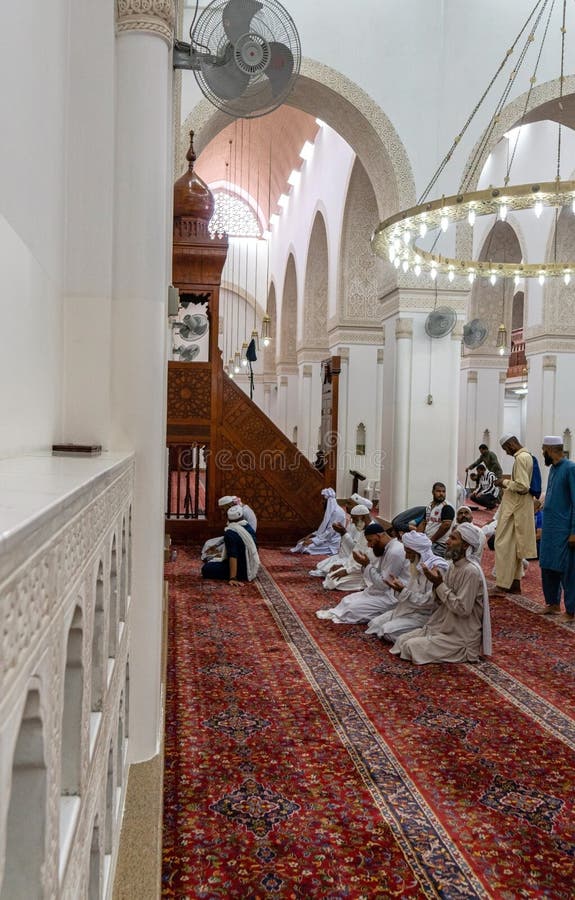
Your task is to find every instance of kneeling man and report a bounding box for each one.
[390,523,491,664]
[201,505,259,585]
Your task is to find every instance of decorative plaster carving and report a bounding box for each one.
[302,365,313,377]
[337,347,350,361]
[543,354,557,370]
[301,214,329,352]
[467,371,478,383]
[116,0,175,44]
[328,328,384,346]
[395,318,413,339]
[339,158,382,324]
[377,349,384,364]
[499,371,508,384]
[379,288,468,321]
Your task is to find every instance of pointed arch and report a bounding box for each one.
[263,281,277,376]
[467,221,522,354]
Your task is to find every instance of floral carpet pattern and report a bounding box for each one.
[163,538,575,898]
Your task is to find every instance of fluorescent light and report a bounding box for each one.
[287,170,301,187]
[299,140,314,161]
[278,193,289,209]
[269,214,279,226]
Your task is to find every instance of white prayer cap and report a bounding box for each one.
[321,487,336,499]
[402,531,431,555]
[350,492,373,510]
[351,504,370,516]
[226,504,244,521]
[543,435,563,446]
[499,433,516,446]
[455,522,482,549]
[218,495,238,507]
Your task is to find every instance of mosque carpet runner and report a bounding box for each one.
[162,545,575,898]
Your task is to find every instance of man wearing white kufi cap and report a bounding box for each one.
[390,523,492,664]
[493,434,537,593]
[537,436,575,620]
[201,505,259,584]
[367,531,449,642]
[319,504,372,591]
[201,495,258,561]
[290,487,346,555]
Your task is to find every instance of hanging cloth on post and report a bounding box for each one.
[246,338,257,399]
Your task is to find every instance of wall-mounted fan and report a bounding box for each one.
[173,0,301,118]
[463,318,488,349]
[425,307,457,339]
[174,345,201,361]
[173,313,209,341]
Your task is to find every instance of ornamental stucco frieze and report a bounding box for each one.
[116,0,175,44]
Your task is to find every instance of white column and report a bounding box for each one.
[497,370,507,441]
[300,365,313,458]
[112,0,175,762]
[541,355,557,437]
[465,371,478,476]
[278,375,288,433]
[263,383,272,418]
[391,318,413,514]
[337,348,349,497]
[375,347,384,466]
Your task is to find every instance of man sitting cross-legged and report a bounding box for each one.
[469,463,500,510]
[315,522,409,624]
[366,531,449,643]
[390,523,492,664]
[201,505,259,585]
[312,504,372,591]
[308,497,372,578]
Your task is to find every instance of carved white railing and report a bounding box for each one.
[0,452,134,899]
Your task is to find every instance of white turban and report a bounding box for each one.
[350,493,373,510]
[403,530,449,573]
[499,433,515,446]
[543,435,563,446]
[218,495,238,507]
[351,504,370,516]
[456,522,481,549]
[227,504,244,522]
[321,487,336,499]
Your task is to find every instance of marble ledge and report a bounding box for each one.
[0,451,135,564]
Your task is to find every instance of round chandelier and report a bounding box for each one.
[371,0,575,285]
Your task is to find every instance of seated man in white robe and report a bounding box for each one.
[315,522,409,624]
[308,497,370,577]
[321,504,372,591]
[390,523,492,665]
[201,495,257,560]
[290,487,346,555]
[367,531,449,642]
[201,505,259,584]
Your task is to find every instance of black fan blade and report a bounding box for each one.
[265,41,294,97]
[222,0,263,43]
[202,55,251,100]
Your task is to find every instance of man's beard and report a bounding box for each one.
[445,546,465,561]
[371,545,384,556]
[543,451,553,467]
[355,521,366,531]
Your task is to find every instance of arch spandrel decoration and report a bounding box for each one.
[279,255,297,366]
[264,283,277,376]
[302,212,329,351]
[339,157,382,324]
[543,205,575,334]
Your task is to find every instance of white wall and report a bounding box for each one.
[0,1,69,455]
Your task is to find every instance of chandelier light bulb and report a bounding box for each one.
[572,196,575,214]
[414,264,421,277]
[499,203,508,221]
[467,208,476,227]
[389,248,396,263]
[514,275,520,286]
[534,199,543,218]
[538,272,545,286]
[498,346,505,356]
[403,230,411,245]
[402,259,409,273]
[419,221,427,238]
[490,273,497,286]
[393,237,401,253]
[564,272,572,285]
[448,269,454,282]
[430,267,437,281]
[468,271,476,284]
[440,214,449,232]
[394,256,401,269]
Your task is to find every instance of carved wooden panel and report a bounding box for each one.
[167,362,211,421]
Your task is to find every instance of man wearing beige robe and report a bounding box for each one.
[390,524,491,665]
[494,434,537,592]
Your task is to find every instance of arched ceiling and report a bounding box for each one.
[519,91,575,130]
[194,107,320,225]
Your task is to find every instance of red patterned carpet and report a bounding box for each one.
[163,534,575,898]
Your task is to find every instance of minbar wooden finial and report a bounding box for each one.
[186,130,196,168]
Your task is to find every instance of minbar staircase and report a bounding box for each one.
[166,360,326,544]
